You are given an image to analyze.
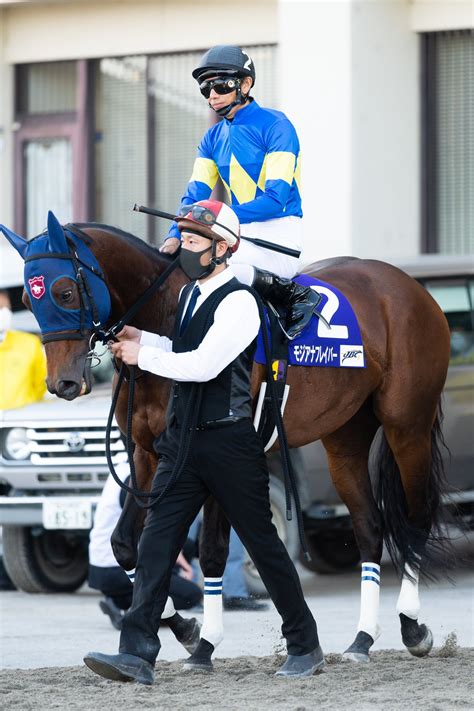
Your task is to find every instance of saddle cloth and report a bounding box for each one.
[254,274,365,369]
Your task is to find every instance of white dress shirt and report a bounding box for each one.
[138,267,260,382]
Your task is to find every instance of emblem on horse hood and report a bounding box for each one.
[28,275,46,300]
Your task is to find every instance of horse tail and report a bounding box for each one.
[374,402,453,579]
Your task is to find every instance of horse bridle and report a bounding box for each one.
[24,224,109,347]
[25,224,180,353]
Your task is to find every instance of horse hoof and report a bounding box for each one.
[169,615,201,654]
[400,614,434,657]
[183,658,213,673]
[407,626,433,657]
[342,631,374,663]
[182,638,214,673]
[341,651,370,663]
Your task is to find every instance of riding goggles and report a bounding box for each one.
[199,76,240,99]
[177,204,239,241]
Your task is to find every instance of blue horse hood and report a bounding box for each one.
[0,213,111,338]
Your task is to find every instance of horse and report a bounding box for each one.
[1,211,452,668]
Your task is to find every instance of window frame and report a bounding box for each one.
[14,60,92,236]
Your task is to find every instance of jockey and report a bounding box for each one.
[160,44,320,340]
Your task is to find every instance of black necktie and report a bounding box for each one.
[179,285,200,335]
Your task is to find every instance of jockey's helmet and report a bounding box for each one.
[192,45,256,87]
[177,200,240,253]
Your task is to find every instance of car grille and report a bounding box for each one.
[25,419,125,467]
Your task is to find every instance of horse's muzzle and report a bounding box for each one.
[56,379,83,400]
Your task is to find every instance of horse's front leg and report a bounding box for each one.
[184,496,231,671]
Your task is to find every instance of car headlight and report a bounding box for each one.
[4,428,32,460]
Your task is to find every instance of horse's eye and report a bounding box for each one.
[62,290,73,303]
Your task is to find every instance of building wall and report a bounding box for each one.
[2,0,277,62]
[351,0,420,259]
[410,0,473,32]
[279,0,353,265]
[279,0,472,264]
[0,0,472,279]
[0,7,22,286]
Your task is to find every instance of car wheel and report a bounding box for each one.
[300,529,360,574]
[2,525,88,593]
[243,476,299,596]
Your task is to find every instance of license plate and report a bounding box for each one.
[42,501,92,530]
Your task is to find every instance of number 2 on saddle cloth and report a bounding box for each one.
[254,274,366,451]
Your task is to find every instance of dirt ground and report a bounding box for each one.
[1,636,472,711]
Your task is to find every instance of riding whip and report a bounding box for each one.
[133,204,301,259]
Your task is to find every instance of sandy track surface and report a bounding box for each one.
[1,642,472,711]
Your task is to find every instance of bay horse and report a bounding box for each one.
[1,212,451,667]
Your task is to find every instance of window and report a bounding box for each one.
[148,51,210,240]
[24,138,72,236]
[424,279,474,365]
[17,46,278,243]
[94,45,277,243]
[14,61,83,237]
[94,56,148,239]
[422,30,474,255]
[17,62,77,115]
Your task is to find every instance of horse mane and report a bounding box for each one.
[69,222,173,266]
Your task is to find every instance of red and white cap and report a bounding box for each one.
[177,200,240,253]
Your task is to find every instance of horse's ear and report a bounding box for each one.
[0,224,29,259]
[47,210,68,253]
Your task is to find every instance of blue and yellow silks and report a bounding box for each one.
[168,100,302,239]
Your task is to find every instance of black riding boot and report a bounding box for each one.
[252,269,322,340]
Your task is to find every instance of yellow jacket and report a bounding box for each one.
[0,331,47,410]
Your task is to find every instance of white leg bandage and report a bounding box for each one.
[125,568,175,621]
[396,563,420,620]
[161,596,176,620]
[357,562,381,641]
[200,577,224,648]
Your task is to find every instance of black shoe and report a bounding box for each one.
[84,651,155,685]
[224,596,269,611]
[252,269,322,340]
[275,645,325,678]
[99,597,124,631]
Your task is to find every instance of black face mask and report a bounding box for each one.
[179,245,214,280]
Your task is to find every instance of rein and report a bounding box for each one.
[250,288,310,560]
[94,253,180,346]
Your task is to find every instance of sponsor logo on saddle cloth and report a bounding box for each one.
[254,274,365,369]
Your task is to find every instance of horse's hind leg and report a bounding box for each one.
[184,496,231,672]
[321,406,382,663]
[381,422,439,657]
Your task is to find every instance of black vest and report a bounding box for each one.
[169,277,256,426]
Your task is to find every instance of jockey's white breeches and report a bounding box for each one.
[229,216,302,284]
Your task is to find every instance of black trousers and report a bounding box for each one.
[119,419,319,664]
